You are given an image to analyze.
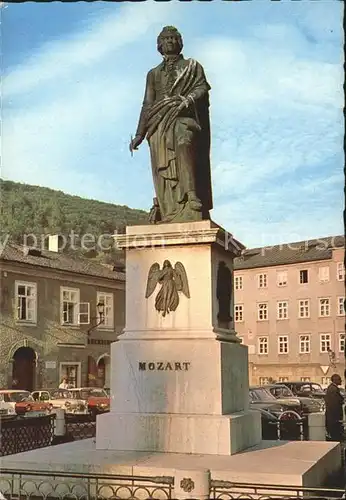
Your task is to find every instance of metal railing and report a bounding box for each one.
[210,480,345,500]
[0,415,55,456]
[65,414,96,441]
[0,469,344,500]
[274,410,307,441]
[0,468,174,500]
[0,413,97,456]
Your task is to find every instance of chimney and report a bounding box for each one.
[48,234,63,253]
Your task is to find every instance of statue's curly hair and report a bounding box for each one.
[157,26,183,55]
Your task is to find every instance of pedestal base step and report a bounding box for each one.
[96,410,261,455]
[0,438,341,490]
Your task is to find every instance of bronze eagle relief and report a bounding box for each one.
[145,260,190,317]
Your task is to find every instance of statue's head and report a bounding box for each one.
[157,26,183,56]
[163,260,172,268]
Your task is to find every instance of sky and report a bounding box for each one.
[2,0,344,248]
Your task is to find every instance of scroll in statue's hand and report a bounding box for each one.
[129,135,144,152]
[176,95,192,114]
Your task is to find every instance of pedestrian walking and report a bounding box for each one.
[325,373,344,441]
[59,377,69,390]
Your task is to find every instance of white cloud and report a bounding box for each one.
[4,2,178,97]
[2,1,344,245]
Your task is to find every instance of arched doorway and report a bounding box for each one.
[12,347,36,391]
[97,355,110,389]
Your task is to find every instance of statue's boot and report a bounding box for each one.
[188,191,202,211]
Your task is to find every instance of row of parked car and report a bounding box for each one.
[249,381,339,439]
[1,380,342,441]
[0,387,110,419]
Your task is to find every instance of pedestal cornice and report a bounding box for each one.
[114,220,244,256]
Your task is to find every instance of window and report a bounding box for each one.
[321,377,331,387]
[336,262,345,281]
[298,299,310,318]
[320,333,331,353]
[278,335,289,354]
[258,336,268,355]
[257,273,267,288]
[318,266,330,283]
[277,301,288,320]
[257,302,268,321]
[319,298,330,317]
[301,377,310,382]
[235,276,243,290]
[277,271,288,287]
[339,333,345,353]
[15,281,37,322]
[61,288,79,325]
[59,362,81,388]
[299,335,311,354]
[259,377,270,385]
[78,303,90,325]
[278,376,289,383]
[234,304,243,322]
[299,270,308,284]
[97,292,114,329]
[337,297,345,316]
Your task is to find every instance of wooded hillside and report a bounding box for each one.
[0,179,148,262]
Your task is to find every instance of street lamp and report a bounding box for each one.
[96,301,105,323]
[87,301,105,335]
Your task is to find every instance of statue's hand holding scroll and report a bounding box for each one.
[176,94,192,114]
[129,134,144,153]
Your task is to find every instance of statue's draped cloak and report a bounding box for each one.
[136,57,212,221]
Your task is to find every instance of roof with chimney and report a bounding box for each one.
[1,235,343,277]
[0,242,125,282]
[234,235,344,271]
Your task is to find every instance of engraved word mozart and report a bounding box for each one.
[138,362,191,371]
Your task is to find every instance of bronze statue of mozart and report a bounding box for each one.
[130,26,213,223]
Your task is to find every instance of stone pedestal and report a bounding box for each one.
[96,220,261,455]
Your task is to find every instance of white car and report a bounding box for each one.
[31,389,87,414]
[0,393,17,418]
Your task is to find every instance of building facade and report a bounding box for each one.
[0,238,125,391]
[234,236,345,387]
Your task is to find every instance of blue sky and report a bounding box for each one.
[2,1,344,247]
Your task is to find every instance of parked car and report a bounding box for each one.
[258,385,303,416]
[0,390,51,417]
[250,385,302,415]
[68,387,110,419]
[31,389,87,414]
[249,401,280,440]
[270,384,325,414]
[249,387,307,441]
[281,381,326,400]
[249,387,286,417]
[0,392,17,419]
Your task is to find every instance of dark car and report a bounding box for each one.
[249,388,301,440]
[249,387,286,417]
[261,385,303,416]
[281,381,326,400]
[250,404,279,440]
[270,384,325,414]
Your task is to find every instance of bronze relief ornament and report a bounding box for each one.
[145,260,190,317]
